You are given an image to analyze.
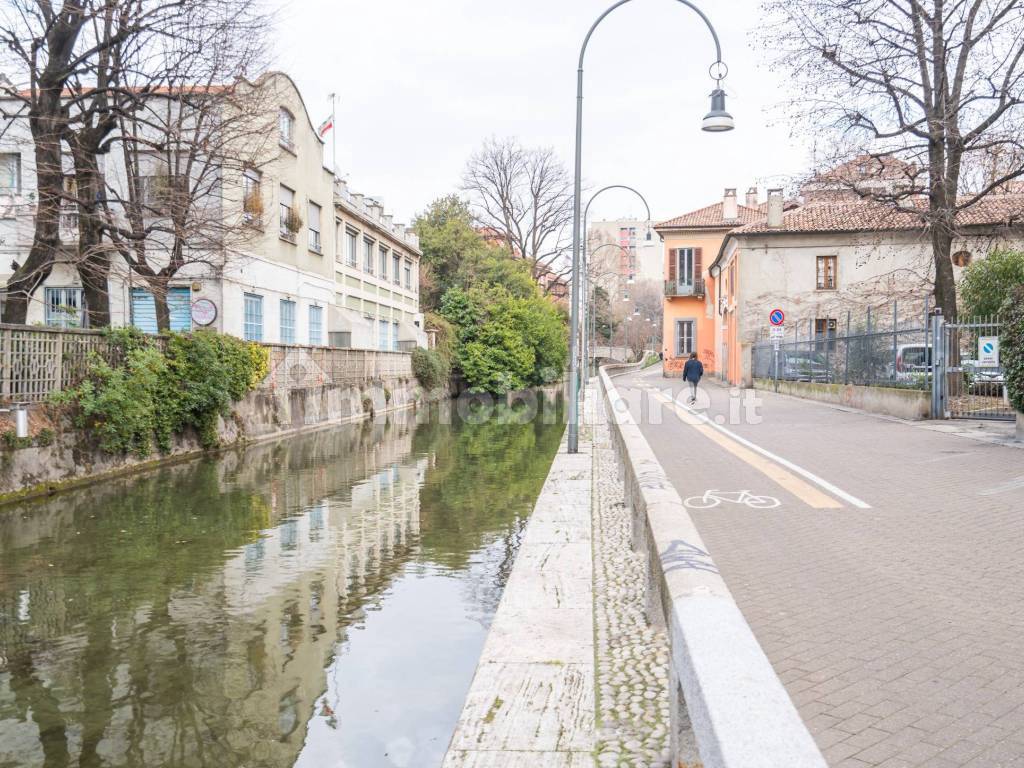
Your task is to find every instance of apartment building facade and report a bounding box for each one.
[0,71,424,351]
[654,189,762,376]
[587,218,661,283]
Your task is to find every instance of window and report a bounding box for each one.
[816,255,837,290]
[814,318,837,352]
[130,287,191,333]
[346,229,358,267]
[379,246,389,277]
[308,201,322,252]
[243,169,262,224]
[675,319,695,356]
[244,293,263,341]
[280,299,296,343]
[364,238,374,274]
[379,318,389,350]
[673,248,695,287]
[0,153,20,194]
[404,261,412,290]
[392,254,401,284]
[279,185,296,239]
[392,320,400,351]
[44,287,84,328]
[309,305,323,346]
[279,108,295,150]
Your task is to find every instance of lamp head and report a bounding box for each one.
[702,88,734,133]
[645,228,653,241]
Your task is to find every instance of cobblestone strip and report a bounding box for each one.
[591,414,673,768]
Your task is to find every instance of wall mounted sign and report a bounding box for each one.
[191,298,217,327]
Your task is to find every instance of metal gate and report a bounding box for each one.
[932,313,1013,421]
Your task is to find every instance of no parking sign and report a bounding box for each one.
[979,336,1000,367]
[769,308,785,326]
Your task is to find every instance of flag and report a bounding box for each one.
[318,116,333,138]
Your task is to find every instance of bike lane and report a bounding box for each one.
[612,366,1024,767]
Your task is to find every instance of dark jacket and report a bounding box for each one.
[682,358,704,383]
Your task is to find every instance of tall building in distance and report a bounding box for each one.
[586,218,661,283]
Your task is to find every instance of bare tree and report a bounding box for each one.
[0,1,97,324]
[764,0,1024,321]
[0,0,270,327]
[96,1,272,329]
[461,137,574,295]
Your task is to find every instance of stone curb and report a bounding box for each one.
[598,365,827,768]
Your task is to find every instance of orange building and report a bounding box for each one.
[655,188,762,376]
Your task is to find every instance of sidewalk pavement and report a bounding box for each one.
[615,367,1024,768]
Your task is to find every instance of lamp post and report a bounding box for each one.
[585,242,634,373]
[566,0,733,453]
[582,185,656,379]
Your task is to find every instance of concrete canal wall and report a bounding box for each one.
[0,346,433,505]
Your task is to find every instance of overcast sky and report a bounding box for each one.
[274,0,812,227]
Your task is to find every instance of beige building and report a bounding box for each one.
[0,70,425,350]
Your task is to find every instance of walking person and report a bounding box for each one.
[682,351,703,405]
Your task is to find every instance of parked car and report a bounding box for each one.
[780,351,830,382]
[894,344,932,381]
[968,366,1006,396]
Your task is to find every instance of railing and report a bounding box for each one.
[260,343,412,390]
[664,278,705,297]
[0,324,168,403]
[598,364,827,767]
[0,325,411,403]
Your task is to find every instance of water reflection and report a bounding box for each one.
[0,397,564,768]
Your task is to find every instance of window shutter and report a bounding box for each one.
[694,247,703,280]
[668,250,677,283]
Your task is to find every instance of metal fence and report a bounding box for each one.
[0,325,412,404]
[753,298,934,391]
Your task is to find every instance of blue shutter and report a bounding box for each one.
[168,287,192,332]
[131,289,158,334]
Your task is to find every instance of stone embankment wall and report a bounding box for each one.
[0,345,434,504]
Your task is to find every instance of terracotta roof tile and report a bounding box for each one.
[656,201,764,230]
[733,195,1024,235]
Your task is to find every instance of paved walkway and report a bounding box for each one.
[615,367,1024,768]
[442,409,596,767]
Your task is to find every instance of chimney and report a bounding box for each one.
[335,178,348,198]
[394,223,406,238]
[767,188,784,228]
[745,186,758,209]
[722,188,738,221]
[382,214,393,230]
[350,193,364,210]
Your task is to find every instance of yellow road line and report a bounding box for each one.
[649,389,843,509]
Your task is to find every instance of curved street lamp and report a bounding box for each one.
[581,184,658,378]
[584,242,635,371]
[567,0,733,452]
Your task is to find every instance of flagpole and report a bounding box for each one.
[329,92,337,175]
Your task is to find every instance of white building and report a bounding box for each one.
[0,71,425,350]
[587,218,661,283]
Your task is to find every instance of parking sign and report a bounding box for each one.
[978,336,1000,367]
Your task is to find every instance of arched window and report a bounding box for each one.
[278,108,295,150]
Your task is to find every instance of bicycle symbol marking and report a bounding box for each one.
[684,490,781,510]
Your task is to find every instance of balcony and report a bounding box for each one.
[664,278,705,298]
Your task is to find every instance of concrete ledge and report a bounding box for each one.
[599,368,826,768]
[754,377,930,420]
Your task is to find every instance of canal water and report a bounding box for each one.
[0,398,565,768]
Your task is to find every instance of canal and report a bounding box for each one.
[0,398,565,768]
